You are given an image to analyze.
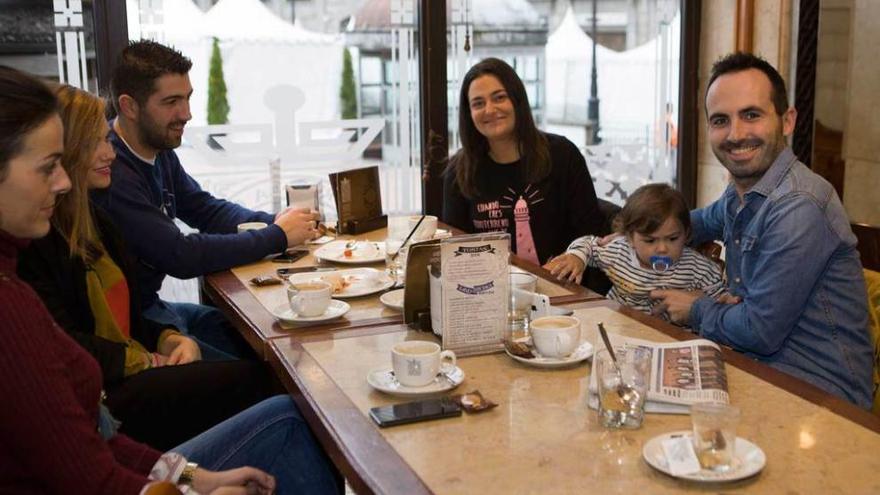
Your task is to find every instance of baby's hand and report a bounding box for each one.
[543,253,586,284]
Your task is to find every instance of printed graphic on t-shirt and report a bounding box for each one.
[472,185,544,265]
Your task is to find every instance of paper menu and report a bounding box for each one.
[439,233,510,356]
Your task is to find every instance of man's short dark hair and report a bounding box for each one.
[110,40,192,114]
[707,52,789,115]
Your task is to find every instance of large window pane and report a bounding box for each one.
[127,0,422,302]
[448,0,680,205]
[127,0,422,218]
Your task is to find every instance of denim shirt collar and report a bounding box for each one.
[744,147,797,199]
[721,147,798,211]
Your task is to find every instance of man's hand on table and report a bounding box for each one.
[275,208,320,247]
[650,289,704,325]
[650,289,742,325]
[543,253,585,284]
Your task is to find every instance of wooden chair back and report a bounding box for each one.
[853,223,880,271]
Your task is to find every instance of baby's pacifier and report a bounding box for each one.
[649,255,673,272]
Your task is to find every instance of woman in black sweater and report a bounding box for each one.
[442,57,610,293]
[18,84,275,451]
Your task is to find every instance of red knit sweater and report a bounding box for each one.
[0,231,161,493]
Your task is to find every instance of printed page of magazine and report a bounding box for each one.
[588,334,729,411]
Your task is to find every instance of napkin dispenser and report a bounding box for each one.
[429,267,442,338]
[402,239,441,331]
[328,166,386,235]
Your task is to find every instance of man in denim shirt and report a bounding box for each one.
[652,53,873,408]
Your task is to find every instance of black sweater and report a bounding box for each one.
[17,209,168,386]
[443,132,607,265]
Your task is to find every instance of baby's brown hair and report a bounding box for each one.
[612,183,690,237]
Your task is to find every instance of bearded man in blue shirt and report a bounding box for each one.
[651,53,873,409]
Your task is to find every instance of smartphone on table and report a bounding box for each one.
[369,397,462,428]
[276,266,336,276]
[270,247,310,263]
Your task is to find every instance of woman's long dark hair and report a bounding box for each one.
[449,58,549,198]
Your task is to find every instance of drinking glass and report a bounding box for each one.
[595,347,651,429]
[690,402,740,472]
[508,272,538,343]
[385,216,410,285]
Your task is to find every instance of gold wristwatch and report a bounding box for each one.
[179,462,198,486]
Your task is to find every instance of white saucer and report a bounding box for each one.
[642,431,766,482]
[366,366,465,397]
[379,288,405,311]
[505,341,594,368]
[270,300,350,325]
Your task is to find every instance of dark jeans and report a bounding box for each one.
[106,360,276,451]
[143,299,255,360]
[173,396,342,495]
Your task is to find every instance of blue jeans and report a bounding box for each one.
[173,396,341,495]
[144,300,255,361]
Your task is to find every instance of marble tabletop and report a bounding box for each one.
[269,304,880,494]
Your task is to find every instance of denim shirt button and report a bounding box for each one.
[734,277,741,283]
[735,238,740,245]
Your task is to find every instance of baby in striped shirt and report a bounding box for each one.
[545,183,728,321]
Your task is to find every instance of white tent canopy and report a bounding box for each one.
[163,0,208,41]
[202,0,336,44]
[545,7,680,141]
[157,0,342,129]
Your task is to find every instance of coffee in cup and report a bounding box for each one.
[391,341,456,387]
[530,315,581,358]
[287,280,332,317]
[237,221,268,233]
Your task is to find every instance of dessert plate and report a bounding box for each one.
[314,240,385,264]
[642,430,766,482]
[379,288,405,311]
[287,268,393,298]
[367,366,465,397]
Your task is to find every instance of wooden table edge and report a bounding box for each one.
[267,338,433,495]
[204,270,405,358]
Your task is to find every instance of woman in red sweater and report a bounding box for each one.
[0,68,338,494]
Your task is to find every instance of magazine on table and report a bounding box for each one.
[587,334,730,414]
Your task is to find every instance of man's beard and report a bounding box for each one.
[137,112,184,151]
[714,131,786,182]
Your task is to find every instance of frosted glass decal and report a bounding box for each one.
[53,0,88,90]
[138,0,165,41]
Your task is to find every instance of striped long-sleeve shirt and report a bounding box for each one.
[566,235,725,320]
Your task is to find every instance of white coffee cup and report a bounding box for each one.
[237,221,268,233]
[409,215,438,241]
[287,281,332,317]
[391,341,456,387]
[530,315,581,358]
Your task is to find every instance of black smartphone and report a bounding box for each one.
[369,397,462,428]
[270,248,310,263]
[276,266,336,276]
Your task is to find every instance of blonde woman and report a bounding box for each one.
[18,85,276,451]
